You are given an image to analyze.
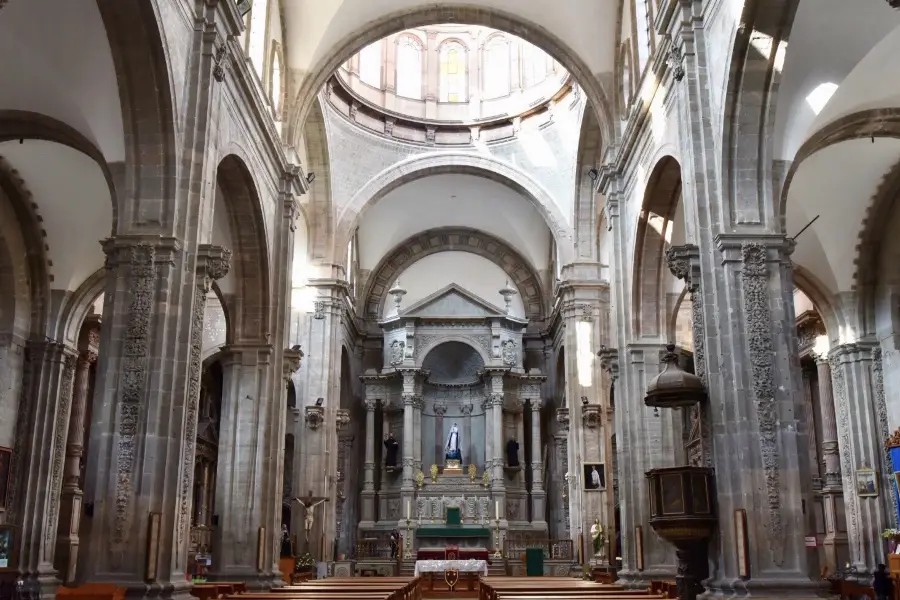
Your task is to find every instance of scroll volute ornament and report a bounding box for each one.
[645,344,707,409]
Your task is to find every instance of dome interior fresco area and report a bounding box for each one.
[5,0,900,597]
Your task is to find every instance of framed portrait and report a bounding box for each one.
[583,463,606,491]
[0,446,10,509]
[856,467,879,497]
[0,525,16,571]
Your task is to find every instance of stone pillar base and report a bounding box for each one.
[701,576,827,599]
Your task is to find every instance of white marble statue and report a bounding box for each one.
[446,422,462,460]
[591,519,606,558]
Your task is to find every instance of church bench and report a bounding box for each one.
[57,584,127,600]
[276,576,420,600]
[192,582,247,600]
[478,580,634,600]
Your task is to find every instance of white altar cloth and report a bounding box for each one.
[413,559,488,577]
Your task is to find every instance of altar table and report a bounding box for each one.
[413,559,488,577]
[416,548,490,561]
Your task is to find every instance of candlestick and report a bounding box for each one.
[406,500,410,519]
[495,500,499,519]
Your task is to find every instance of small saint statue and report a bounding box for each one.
[389,528,400,559]
[280,523,294,557]
[506,439,520,467]
[590,519,605,558]
[445,422,462,461]
[384,432,400,468]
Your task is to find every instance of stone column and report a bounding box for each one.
[55,323,99,584]
[210,343,276,584]
[487,370,506,524]
[8,341,76,593]
[482,394,493,474]
[434,401,446,468]
[554,411,570,539]
[828,342,891,573]
[425,30,439,110]
[359,397,377,528]
[462,402,474,469]
[525,379,547,531]
[815,356,848,573]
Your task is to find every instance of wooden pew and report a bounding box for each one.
[57,584,127,600]
[478,577,658,600]
[227,576,419,600]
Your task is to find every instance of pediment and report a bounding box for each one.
[401,284,507,319]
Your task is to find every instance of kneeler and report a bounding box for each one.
[525,548,544,576]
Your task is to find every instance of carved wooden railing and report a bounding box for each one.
[504,536,574,561]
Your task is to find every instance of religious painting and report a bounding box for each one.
[0,525,15,571]
[583,463,606,490]
[0,446,10,509]
[856,468,879,497]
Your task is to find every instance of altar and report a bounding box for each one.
[413,559,488,577]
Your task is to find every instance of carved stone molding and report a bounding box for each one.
[336,408,351,430]
[283,346,304,382]
[305,406,325,430]
[390,340,405,366]
[582,405,602,428]
[363,227,545,321]
[873,347,896,524]
[490,393,504,406]
[45,351,77,550]
[500,340,517,366]
[665,244,701,291]
[597,346,619,383]
[556,408,570,431]
[364,398,377,411]
[740,242,784,565]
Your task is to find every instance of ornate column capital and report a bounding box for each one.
[461,402,474,416]
[665,243,701,291]
[489,393,504,407]
[597,346,619,382]
[336,408,351,430]
[305,405,325,430]
[556,408,570,431]
[434,401,448,416]
[283,345,304,382]
[197,243,232,293]
[364,398,377,412]
[582,405,602,428]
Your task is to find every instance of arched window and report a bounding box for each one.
[634,0,652,72]
[395,36,423,99]
[271,46,283,115]
[483,36,510,100]
[439,42,467,103]
[359,41,382,88]
[246,0,269,76]
[521,41,548,88]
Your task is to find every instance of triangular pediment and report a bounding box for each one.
[401,284,507,318]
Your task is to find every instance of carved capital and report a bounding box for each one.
[665,244,700,291]
[364,398,377,412]
[556,408,570,430]
[433,401,448,416]
[402,394,419,408]
[283,346,304,382]
[582,405,602,428]
[461,402,474,416]
[305,406,325,430]
[490,393,504,406]
[197,244,232,293]
[597,346,619,382]
[336,408,351,430]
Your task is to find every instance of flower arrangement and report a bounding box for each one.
[415,470,425,489]
[482,470,490,488]
[430,464,439,482]
[468,463,477,481]
[295,553,314,571]
[883,528,900,554]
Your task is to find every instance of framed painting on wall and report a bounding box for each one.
[856,468,879,497]
[583,463,606,490]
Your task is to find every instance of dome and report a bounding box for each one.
[326,24,575,144]
[644,344,707,409]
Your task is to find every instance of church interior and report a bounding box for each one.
[2,0,900,599]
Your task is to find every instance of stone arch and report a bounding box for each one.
[337,152,574,265]
[363,227,545,322]
[0,110,118,230]
[632,155,683,339]
[287,4,615,156]
[215,155,271,343]
[0,156,51,338]
[719,0,800,233]
[96,0,177,231]
[54,268,107,350]
[417,337,490,371]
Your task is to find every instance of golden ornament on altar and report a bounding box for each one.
[468,463,477,481]
[415,471,425,489]
[430,464,439,482]
[482,470,490,488]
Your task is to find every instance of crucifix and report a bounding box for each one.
[292,490,329,541]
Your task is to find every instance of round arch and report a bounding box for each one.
[287,4,615,153]
[96,0,177,231]
[632,155,683,339]
[0,156,51,337]
[337,152,575,264]
[417,336,491,370]
[362,227,546,322]
[215,155,272,343]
